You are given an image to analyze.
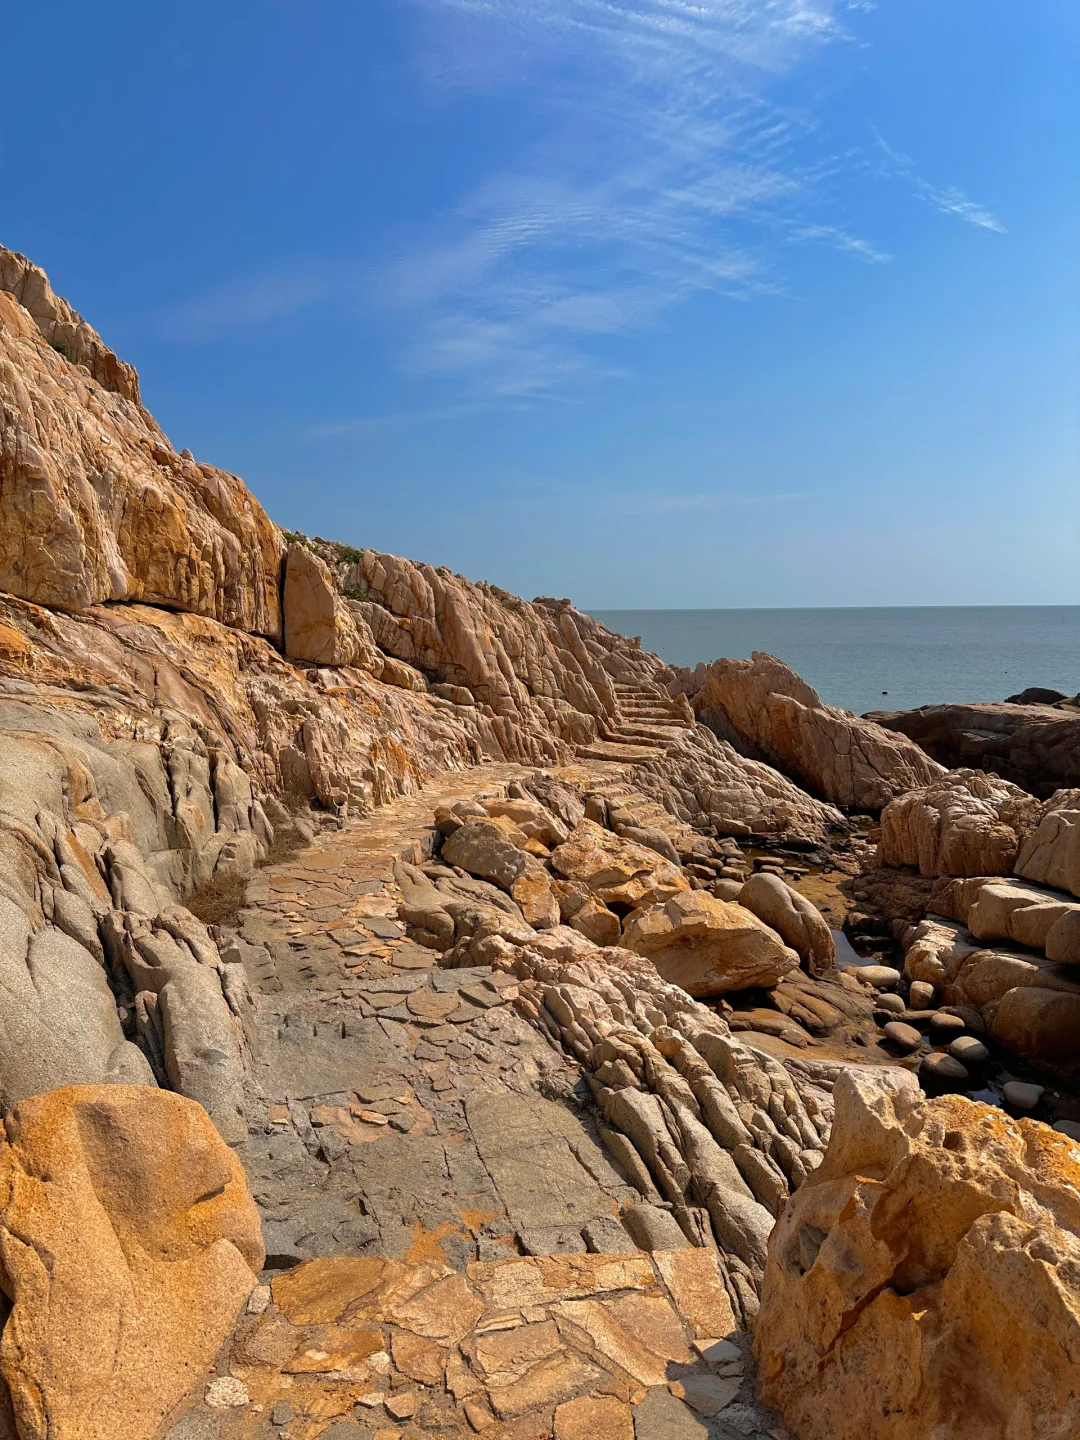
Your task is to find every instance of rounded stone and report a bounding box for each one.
[876,994,906,1015]
[920,1052,969,1083]
[882,1021,922,1054]
[909,981,937,1010]
[1053,1120,1080,1140]
[1003,1080,1044,1111]
[853,965,902,991]
[928,1012,966,1040]
[949,1035,989,1065]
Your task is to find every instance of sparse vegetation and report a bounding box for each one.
[184,870,248,928]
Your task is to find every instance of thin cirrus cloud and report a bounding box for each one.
[874,132,1006,233]
[385,0,877,397]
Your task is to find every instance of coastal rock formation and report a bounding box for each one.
[868,699,1080,797]
[676,652,944,809]
[0,252,284,636]
[282,542,382,670]
[1015,789,1080,898]
[0,1085,263,1440]
[754,1068,1080,1440]
[621,892,800,997]
[878,768,1041,877]
[550,820,690,910]
[738,872,835,976]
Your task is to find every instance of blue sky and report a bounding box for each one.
[2,1,1077,606]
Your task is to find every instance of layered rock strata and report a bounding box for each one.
[869,698,1080,797]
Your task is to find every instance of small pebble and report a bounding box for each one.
[853,965,902,991]
[909,981,936,1010]
[1053,1120,1080,1140]
[920,1052,969,1083]
[876,993,906,1015]
[205,1377,250,1409]
[246,1283,271,1315]
[928,1012,965,1040]
[1003,1081,1044,1111]
[882,1021,922,1054]
[949,1035,989,1064]
[271,1403,297,1427]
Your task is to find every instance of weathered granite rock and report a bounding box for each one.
[0,1085,263,1440]
[283,543,382,670]
[755,1068,1080,1440]
[0,255,284,636]
[622,892,799,997]
[441,820,560,928]
[967,878,1080,959]
[676,652,943,809]
[1015,790,1080,899]
[987,986,1080,1061]
[551,820,690,910]
[878,769,1040,877]
[738,872,834,976]
[868,700,1080,798]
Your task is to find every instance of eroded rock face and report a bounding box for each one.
[677,652,943,809]
[0,258,284,636]
[1015,790,1080,899]
[0,1084,263,1440]
[878,768,1041,878]
[754,1069,1080,1440]
[283,543,383,670]
[621,892,799,997]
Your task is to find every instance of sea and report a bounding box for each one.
[586,607,1080,718]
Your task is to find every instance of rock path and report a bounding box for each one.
[169,762,791,1439]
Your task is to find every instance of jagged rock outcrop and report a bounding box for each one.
[869,699,1080,797]
[755,1068,1080,1440]
[878,768,1041,877]
[282,542,382,670]
[676,652,944,809]
[0,1085,263,1440]
[0,252,284,636]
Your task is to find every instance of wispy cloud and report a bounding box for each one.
[875,132,1006,233]
[382,0,883,397]
[159,266,333,343]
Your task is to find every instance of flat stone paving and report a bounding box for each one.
[171,763,790,1440]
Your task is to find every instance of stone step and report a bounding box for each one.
[576,740,667,762]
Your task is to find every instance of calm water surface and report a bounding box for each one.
[588,607,1080,717]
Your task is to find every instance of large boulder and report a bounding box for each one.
[738,872,834,976]
[621,891,799,996]
[754,1068,1080,1440]
[676,652,944,809]
[0,1085,264,1440]
[878,769,1040,878]
[0,255,284,638]
[550,820,690,910]
[283,543,382,670]
[441,820,560,928]
[967,878,1080,958]
[1015,790,1080,898]
[987,986,1080,1061]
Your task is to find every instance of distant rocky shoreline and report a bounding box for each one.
[2,245,1079,1440]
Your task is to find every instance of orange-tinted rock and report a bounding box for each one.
[0,1085,263,1440]
[550,820,690,910]
[878,769,1040,878]
[0,254,284,637]
[622,891,799,996]
[754,1068,1080,1440]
